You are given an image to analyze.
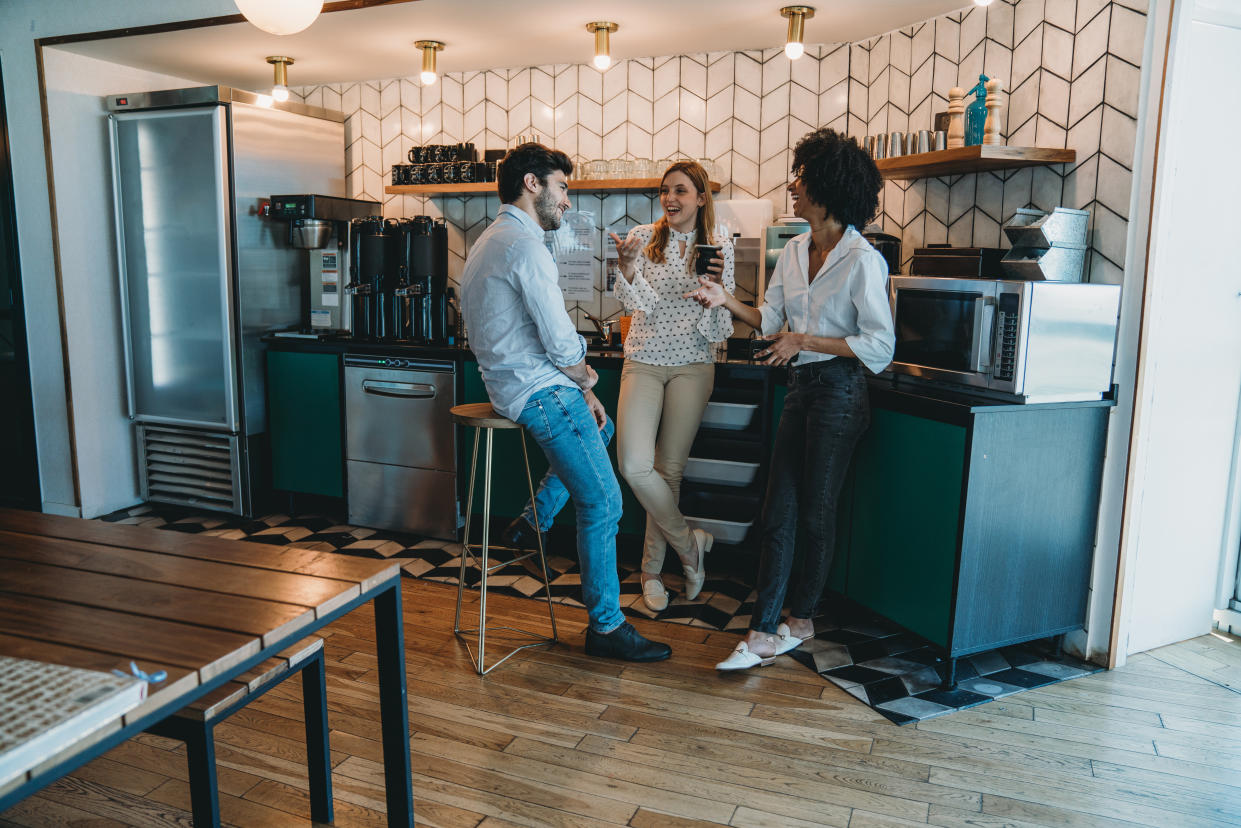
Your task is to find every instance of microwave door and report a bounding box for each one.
[890,279,997,391]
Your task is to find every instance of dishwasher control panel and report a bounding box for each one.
[344,354,454,372]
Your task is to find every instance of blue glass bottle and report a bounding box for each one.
[965,74,989,146]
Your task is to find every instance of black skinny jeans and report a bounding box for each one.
[750,357,870,634]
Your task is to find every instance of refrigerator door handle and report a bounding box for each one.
[108,114,138,420]
[212,108,241,432]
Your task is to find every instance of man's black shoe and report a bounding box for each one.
[585,622,672,662]
[501,516,546,551]
[497,517,547,578]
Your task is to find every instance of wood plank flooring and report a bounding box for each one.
[3,579,1240,828]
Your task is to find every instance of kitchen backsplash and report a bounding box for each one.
[294,0,1146,324]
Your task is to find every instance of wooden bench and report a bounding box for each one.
[145,637,332,827]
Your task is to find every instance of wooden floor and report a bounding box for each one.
[3,579,1241,828]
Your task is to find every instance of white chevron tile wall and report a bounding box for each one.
[296,0,1145,323]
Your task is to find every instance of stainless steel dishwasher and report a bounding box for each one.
[344,355,456,539]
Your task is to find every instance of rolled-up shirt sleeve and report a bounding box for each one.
[515,240,587,368]
[844,251,896,373]
[758,244,789,337]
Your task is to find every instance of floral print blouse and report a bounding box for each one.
[612,224,735,366]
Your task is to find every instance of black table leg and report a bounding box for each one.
[302,650,334,824]
[373,582,414,827]
[183,721,221,828]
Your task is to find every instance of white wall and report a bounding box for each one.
[0,0,231,515]
[1114,0,1241,656]
[42,49,196,518]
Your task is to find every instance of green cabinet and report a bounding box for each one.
[843,409,965,648]
[266,350,343,498]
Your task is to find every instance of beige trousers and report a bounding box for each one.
[616,360,715,575]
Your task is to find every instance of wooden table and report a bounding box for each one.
[0,508,414,826]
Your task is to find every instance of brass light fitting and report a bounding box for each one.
[586,22,619,71]
[781,6,815,60]
[415,40,445,85]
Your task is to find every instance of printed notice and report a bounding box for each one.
[548,211,598,302]
[319,251,339,307]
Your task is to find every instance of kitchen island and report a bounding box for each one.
[264,336,1112,664]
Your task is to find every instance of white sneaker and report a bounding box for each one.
[641,577,669,612]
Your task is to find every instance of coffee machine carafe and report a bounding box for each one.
[348,216,401,340]
[405,216,450,343]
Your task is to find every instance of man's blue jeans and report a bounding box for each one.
[515,385,624,634]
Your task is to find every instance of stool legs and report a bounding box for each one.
[454,424,558,674]
[520,434,558,641]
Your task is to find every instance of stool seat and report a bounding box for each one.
[451,402,521,429]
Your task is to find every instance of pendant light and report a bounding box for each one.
[235,0,323,36]
[266,56,293,102]
[415,40,444,85]
[780,6,815,60]
[586,22,619,71]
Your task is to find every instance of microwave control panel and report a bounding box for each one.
[994,293,1020,381]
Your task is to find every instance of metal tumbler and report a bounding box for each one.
[888,131,905,158]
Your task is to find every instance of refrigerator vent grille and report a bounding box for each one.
[138,425,241,514]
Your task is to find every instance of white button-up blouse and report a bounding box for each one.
[758,225,895,374]
[612,224,735,366]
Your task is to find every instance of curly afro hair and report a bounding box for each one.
[791,128,881,230]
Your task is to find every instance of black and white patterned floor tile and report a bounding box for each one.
[100,503,1099,723]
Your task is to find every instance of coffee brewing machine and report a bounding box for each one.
[347,214,450,343]
[268,194,379,334]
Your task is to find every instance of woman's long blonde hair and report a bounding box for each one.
[643,161,717,268]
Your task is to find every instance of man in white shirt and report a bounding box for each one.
[460,143,671,662]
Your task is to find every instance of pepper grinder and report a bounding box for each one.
[947,87,966,149]
[983,77,1006,145]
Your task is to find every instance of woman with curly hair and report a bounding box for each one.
[686,128,895,670]
[609,160,735,612]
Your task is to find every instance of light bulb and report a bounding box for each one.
[236,0,323,36]
[420,70,437,85]
[974,0,995,5]
[785,41,805,60]
[271,84,290,102]
[255,94,274,108]
[593,53,612,71]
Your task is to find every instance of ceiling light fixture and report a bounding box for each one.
[586,22,619,71]
[235,0,323,36]
[415,40,444,85]
[781,6,816,60]
[266,56,293,102]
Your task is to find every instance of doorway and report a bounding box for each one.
[0,57,41,509]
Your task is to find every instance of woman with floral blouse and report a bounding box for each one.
[609,160,735,612]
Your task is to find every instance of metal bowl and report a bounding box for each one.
[291,218,333,248]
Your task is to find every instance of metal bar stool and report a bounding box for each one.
[450,402,558,674]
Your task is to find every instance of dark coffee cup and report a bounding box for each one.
[440,162,458,184]
[407,146,425,164]
[458,160,475,182]
[409,164,426,185]
[694,244,721,276]
[425,163,442,184]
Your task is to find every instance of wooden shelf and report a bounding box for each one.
[875,145,1075,180]
[385,178,722,196]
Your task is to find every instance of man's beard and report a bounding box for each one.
[534,185,562,231]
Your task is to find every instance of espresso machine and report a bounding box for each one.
[268,194,379,334]
[348,215,450,343]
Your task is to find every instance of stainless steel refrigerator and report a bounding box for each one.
[108,86,345,515]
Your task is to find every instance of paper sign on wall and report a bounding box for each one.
[547,211,597,302]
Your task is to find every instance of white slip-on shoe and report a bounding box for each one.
[774,622,805,656]
[641,577,669,612]
[682,528,712,601]
[715,641,775,671]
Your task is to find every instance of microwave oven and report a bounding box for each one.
[887,276,1121,403]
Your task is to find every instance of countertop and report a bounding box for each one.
[262,333,1116,417]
